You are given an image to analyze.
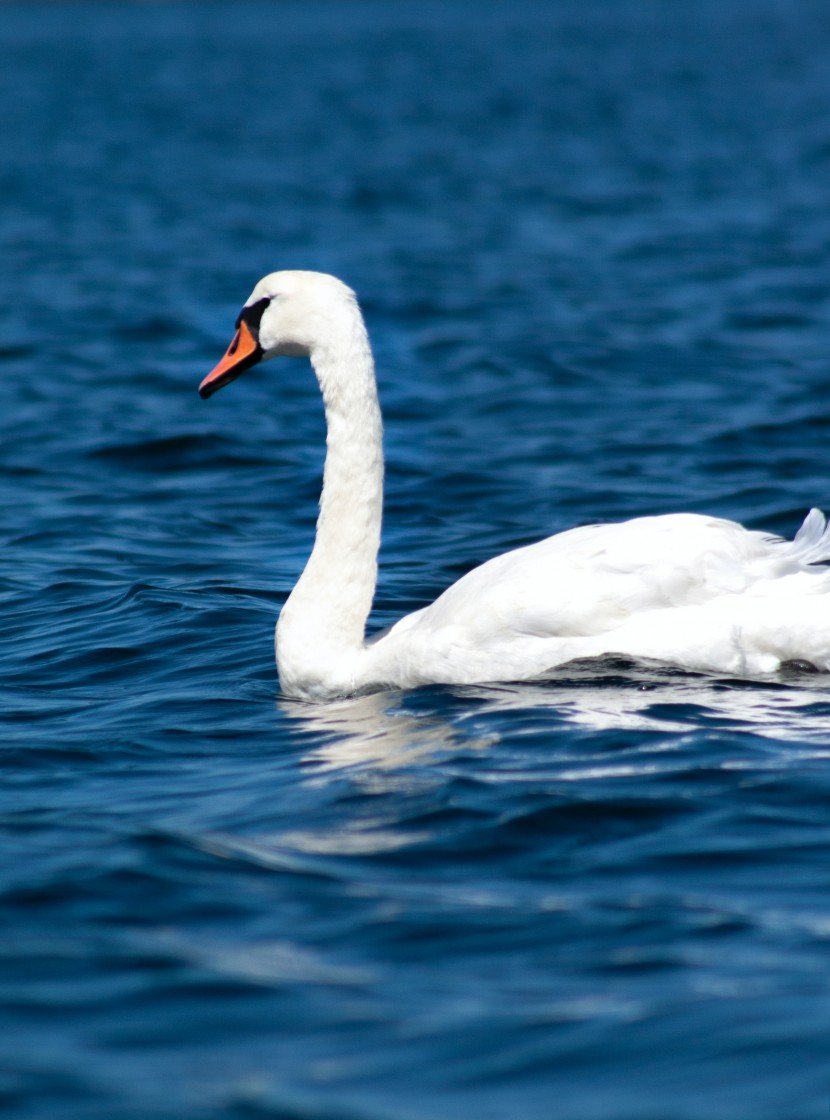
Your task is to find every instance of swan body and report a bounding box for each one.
[200,271,830,700]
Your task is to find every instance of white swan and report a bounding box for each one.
[200,270,830,700]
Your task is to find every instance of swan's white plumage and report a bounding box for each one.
[200,270,830,700]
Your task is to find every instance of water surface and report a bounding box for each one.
[2,2,830,1117]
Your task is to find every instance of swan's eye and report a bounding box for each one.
[235,296,272,333]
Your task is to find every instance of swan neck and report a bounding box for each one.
[276,313,383,696]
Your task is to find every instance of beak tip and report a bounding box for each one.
[198,321,261,401]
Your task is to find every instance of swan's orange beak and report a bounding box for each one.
[199,320,262,399]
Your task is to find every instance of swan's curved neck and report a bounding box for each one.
[276,309,383,697]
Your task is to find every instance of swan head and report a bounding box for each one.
[199,271,359,399]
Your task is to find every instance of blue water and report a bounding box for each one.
[3,1,830,1117]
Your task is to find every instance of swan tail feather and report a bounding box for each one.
[789,508,830,565]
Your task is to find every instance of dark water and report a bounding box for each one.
[3,1,830,1117]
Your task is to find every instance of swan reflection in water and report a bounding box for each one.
[281,657,830,773]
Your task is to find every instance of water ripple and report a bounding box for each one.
[4,2,830,1118]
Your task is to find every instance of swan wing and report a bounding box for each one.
[372,511,830,684]
[413,512,830,634]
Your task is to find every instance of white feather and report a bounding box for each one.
[201,271,830,700]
